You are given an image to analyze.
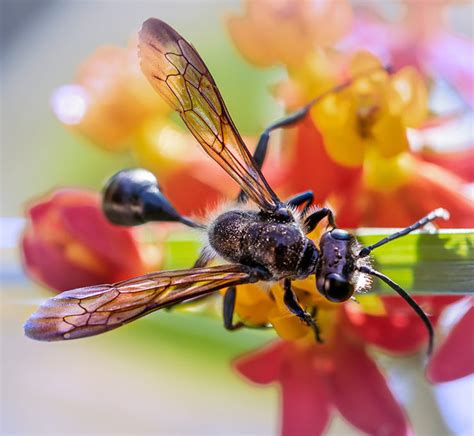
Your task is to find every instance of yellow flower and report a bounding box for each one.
[233,276,388,344]
[230,223,388,343]
[227,0,352,68]
[231,229,371,343]
[308,51,428,192]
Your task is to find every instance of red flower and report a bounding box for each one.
[345,296,460,354]
[161,158,235,217]
[416,148,474,184]
[427,299,474,383]
[235,323,406,435]
[283,116,474,229]
[279,115,360,206]
[21,189,149,292]
[235,294,462,435]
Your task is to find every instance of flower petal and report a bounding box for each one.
[424,32,474,106]
[234,284,276,326]
[227,0,352,68]
[234,341,287,384]
[235,342,332,434]
[427,304,474,383]
[400,160,474,228]
[21,189,148,292]
[344,296,460,354]
[161,161,232,217]
[334,155,474,228]
[283,117,360,205]
[418,148,474,183]
[312,93,367,167]
[370,114,410,159]
[389,67,428,128]
[22,235,106,291]
[280,346,331,436]
[54,41,169,151]
[330,335,411,435]
[362,149,412,192]
[60,204,146,281]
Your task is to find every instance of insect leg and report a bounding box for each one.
[286,191,314,207]
[283,279,323,343]
[286,191,314,216]
[193,247,215,268]
[223,286,245,330]
[358,265,433,355]
[359,208,449,258]
[304,207,336,233]
[255,106,313,169]
[237,107,314,203]
[237,65,391,204]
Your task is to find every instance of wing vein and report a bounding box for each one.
[138,18,281,211]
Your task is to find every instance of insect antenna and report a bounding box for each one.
[355,209,450,354]
[289,64,394,125]
[305,64,393,110]
[358,265,434,355]
[102,168,204,229]
[358,208,449,258]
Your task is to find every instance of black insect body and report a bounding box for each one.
[208,208,317,280]
[24,18,449,354]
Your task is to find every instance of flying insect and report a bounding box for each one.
[24,18,448,353]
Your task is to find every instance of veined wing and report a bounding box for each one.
[24,264,253,341]
[139,18,281,212]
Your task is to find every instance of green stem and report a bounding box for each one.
[355,229,474,295]
[163,229,474,296]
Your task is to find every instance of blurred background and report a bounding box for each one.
[1,1,473,435]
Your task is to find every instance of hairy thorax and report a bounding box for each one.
[208,209,315,280]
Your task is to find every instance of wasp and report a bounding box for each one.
[25,18,448,353]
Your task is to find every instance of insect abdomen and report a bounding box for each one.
[208,210,255,264]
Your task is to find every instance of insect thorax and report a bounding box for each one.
[208,209,317,280]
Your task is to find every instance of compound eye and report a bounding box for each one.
[330,228,351,240]
[323,273,354,302]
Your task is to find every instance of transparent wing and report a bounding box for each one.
[24,264,253,341]
[139,18,281,212]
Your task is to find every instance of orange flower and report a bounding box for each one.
[51,37,170,151]
[51,36,270,217]
[227,0,352,68]
[233,279,339,342]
